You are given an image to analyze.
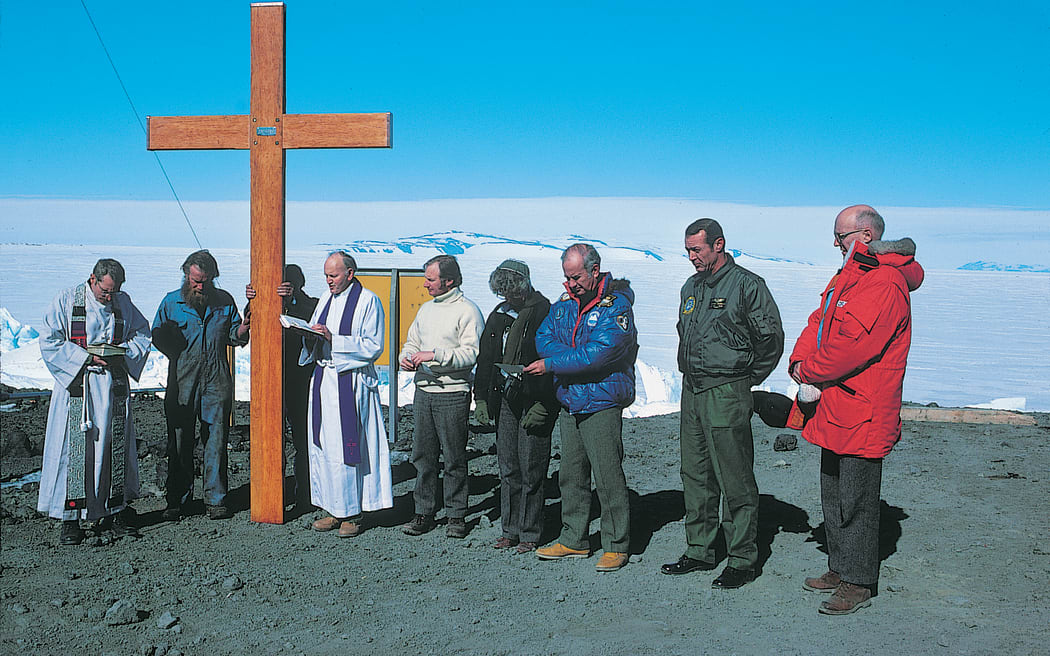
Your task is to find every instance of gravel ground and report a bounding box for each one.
[2,389,1048,656]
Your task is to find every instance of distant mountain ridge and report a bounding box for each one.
[958,261,1050,273]
[318,230,804,265]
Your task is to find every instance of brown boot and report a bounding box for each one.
[312,516,341,532]
[401,514,436,536]
[819,582,873,615]
[337,520,363,538]
[803,570,841,593]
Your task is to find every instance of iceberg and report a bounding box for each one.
[0,307,39,352]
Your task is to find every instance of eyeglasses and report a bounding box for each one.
[91,278,120,298]
[834,228,867,244]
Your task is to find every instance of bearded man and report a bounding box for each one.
[153,250,250,521]
[39,258,152,545]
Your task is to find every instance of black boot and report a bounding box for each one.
[60,520,85,545]
[112,509,141,538]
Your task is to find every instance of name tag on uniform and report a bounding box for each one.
[710,298,727,309]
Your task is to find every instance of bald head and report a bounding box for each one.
[324,251,356,295]
[833,204,885,254]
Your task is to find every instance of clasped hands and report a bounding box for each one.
[399,351,435,371]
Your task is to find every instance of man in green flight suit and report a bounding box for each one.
[662,218,784,589]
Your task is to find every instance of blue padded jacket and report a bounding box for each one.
[535,273,638,415]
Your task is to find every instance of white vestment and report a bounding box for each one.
[38,283,152,520]
[300,283,393,518]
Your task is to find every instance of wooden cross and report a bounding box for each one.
[147,2,392,524]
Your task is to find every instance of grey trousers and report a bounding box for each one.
[557,407,631,553]
[821,448,883,587]
[411,389,471,518]
[496,398,552,543]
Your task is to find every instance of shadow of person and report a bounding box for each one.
[225,481,251,514]
[540,500,563,546]
[466,473,500,517]
[807,500,910,562]
[367,491,418,528]
[627,489,686,554]
[756,494,812,571]
[544,470,560,500]
[538,488,687,555]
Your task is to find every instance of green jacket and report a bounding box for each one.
[677,255,784,392]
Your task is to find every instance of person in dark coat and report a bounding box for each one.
[474,259,559,554]
[245,264,318,510]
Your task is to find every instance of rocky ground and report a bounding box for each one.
[1,387,1048,656]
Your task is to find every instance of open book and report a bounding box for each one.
[495,363,524,377]
[279,314,325,336]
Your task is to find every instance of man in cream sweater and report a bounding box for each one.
[399,255,485,538]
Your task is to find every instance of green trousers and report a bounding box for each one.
[557,407,631,553]
[680,379,758,569]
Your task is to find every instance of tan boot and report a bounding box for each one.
[819,582,873,615]
[536,543,590,560]
[595,552,628,572]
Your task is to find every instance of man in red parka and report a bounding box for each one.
[789,205,924,615]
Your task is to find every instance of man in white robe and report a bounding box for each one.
[38,258,152,545]
[298,251,392,537]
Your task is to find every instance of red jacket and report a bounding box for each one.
[790,239,924,458]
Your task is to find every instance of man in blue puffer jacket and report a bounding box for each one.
[525,243,638,572]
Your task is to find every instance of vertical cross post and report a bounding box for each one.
[248,2,286,524]
[147,2,391,524]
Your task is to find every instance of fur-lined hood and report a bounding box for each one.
[858,237,924,291]
[868,237,916,257]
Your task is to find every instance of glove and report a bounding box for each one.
[473,400,492,425]
[520,402,549,430]
[797,383,822,403]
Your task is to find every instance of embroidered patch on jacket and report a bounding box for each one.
[709,298,727,310]
[836,300,847,307]
[682,296,696,314]
[586,311,600,327]
[559,292,571,302]
[598,296,614,307]
[554,307,565,320]
[616,314,630,332]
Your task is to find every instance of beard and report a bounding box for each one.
[181,278,212,311]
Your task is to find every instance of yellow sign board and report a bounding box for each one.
[357,269,430,366]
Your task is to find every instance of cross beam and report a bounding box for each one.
[147,2,392,524]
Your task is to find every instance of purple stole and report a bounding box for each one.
[311,280,363,466]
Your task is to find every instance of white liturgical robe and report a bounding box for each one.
[38,282,152,520]
[300,281,393,518]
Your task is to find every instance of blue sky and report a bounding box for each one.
[3,1,1047,208]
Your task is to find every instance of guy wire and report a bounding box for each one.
[79,0,203,249]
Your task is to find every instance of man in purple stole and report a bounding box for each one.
[39,258,152,545]
[299,251,393,537]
